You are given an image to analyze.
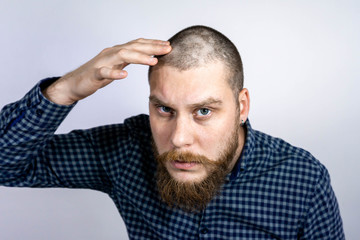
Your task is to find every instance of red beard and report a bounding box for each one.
[155,121,240,212]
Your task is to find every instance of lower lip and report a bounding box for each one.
[171,161,199,170]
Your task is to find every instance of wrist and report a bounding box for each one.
[42,77,77,106]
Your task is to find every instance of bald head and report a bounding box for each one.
[149,25,244,96]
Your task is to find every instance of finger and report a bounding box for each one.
[131,38,170,45]
[113,39,169,49]
[109,48,160,66]
[126,42,172,56]
[96,67,128,80]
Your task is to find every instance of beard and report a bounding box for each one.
[154,119,241,212]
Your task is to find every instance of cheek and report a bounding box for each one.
[199,120,236,158]
[150,116,171,153]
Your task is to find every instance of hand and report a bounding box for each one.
[43,38,171,105]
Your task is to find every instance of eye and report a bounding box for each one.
[159,106,172,113]
[156,105,174,117]
[196,108,211,116]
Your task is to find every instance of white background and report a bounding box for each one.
[0,0,359,239]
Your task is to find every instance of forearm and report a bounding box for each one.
[0,78,75,186]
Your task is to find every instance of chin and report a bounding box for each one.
[168,169,208,184]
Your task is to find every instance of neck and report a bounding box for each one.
[227,125,246,173]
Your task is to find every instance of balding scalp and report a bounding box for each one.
[149,25,244,96]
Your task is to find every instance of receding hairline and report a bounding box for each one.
[149,59,232,84]
[148,25,244,96]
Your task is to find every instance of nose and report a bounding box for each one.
[170,115,194,149]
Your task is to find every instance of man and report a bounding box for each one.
[0,26,344,239]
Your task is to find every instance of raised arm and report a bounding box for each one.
[43,38,171,105]
[0,38,171,192]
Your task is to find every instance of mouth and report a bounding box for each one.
[171,160,200,170]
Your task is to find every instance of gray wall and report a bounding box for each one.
[0,0,359,239]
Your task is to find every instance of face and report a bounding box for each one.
[149,62,245,184]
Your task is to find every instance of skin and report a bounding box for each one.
[149,62,250,183]
[42,38,250,183]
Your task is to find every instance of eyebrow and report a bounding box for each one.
[149,95,167,106]
[149,95,223,109]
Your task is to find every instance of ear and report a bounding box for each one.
[238,88,250,124]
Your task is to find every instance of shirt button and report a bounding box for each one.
[36,109,44,116]
[200,228,209,234]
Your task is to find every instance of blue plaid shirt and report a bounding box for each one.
[0,78,344,239]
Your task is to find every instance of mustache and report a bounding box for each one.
[156,150,222,166]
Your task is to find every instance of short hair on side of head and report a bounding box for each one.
[148,25,244,96]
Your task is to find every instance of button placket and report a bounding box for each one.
[198,208,210,238]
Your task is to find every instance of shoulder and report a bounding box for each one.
[250,128,328,186]
[243,127,344,238]
[74,114,151,156]
[123,114,151,134]
[86,114,150,138]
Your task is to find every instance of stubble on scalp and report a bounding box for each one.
[148,25,244,97]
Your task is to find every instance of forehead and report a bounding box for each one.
[149,63,233,105]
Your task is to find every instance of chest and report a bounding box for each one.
[111,171,307,240]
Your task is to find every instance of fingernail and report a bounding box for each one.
[150,57,158,64]
[162,45,171,52]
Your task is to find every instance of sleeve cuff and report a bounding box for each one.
[17,77,76,129]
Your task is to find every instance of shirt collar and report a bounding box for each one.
[229,119,256,181]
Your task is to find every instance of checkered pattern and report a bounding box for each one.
[0,79,344,239]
